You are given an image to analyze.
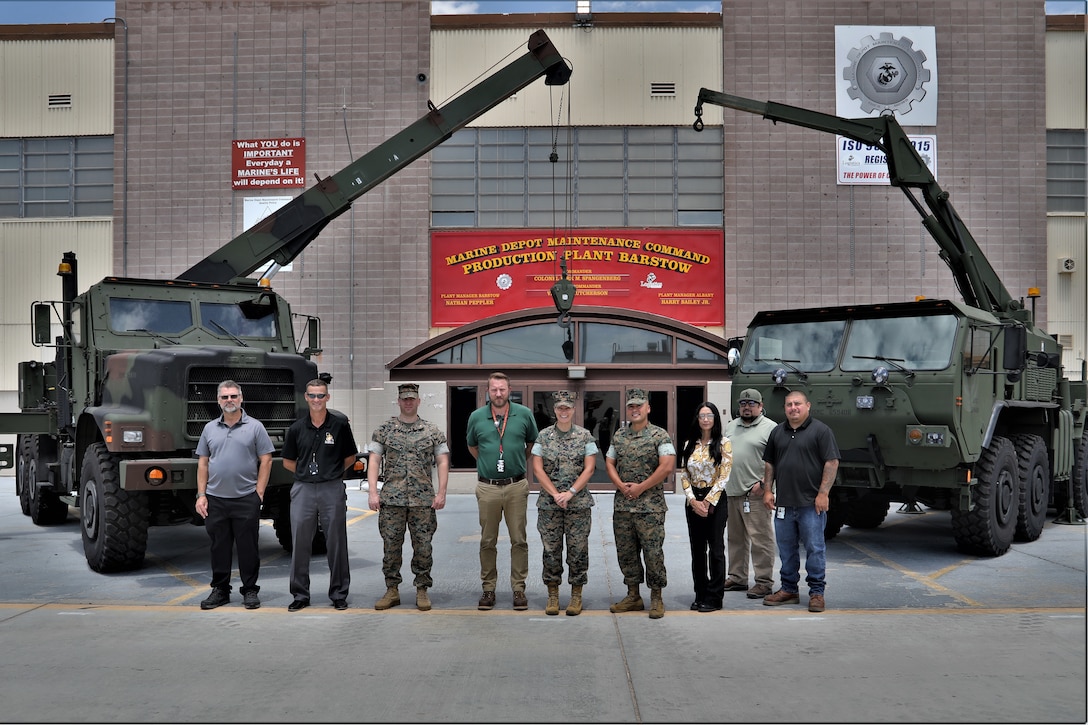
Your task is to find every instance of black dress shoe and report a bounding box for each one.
[690,600,703,611]
[332,599,348,610]
[287,599,310,612]
[697,601,722,612]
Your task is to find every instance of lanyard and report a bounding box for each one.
[492,408,508,458]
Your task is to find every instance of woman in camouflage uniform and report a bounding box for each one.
[530,391,598,616]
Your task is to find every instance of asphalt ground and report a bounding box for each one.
[0,483,1085,724]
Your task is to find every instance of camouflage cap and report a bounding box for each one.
[626,388,648,405]
[398,383,420,399]
[737,388,762,404]
[552,390,576,408]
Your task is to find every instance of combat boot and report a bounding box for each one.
[566,585,583,616]
[545,584,560,615]
[416,587,432,611]
[648,588,665,619]
[375,586,400,610]
[609,584,644,613]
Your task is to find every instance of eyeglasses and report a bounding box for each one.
[697,414,715,420]
[219,394,239,400]
[306,393,328,400]
[739,400,760,406]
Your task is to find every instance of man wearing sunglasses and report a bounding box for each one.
[282,379,360,611]
[195,380,275,610]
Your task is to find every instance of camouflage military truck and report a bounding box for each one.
[0,30,572,572]
[694,90,1087,556]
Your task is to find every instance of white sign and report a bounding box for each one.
[836,26,938,125]
[243,196,294,273]
[837,134,937,185]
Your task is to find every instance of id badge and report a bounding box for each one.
[496,458,505,474]
[743,500,751,514]
[776,506,786,520]
[308,461,319,476]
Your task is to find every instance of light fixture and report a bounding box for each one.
[575,0,593,27]
[567,366,586,379]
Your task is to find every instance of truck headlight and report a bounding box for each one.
[122,430,144,444]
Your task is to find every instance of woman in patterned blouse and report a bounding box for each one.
[677,402,733,612]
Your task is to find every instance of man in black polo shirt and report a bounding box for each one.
[761,389,839,613]
[282,379,359,611]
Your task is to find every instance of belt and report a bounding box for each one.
[478,475,525,486]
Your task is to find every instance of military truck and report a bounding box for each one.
[0,30,572,572]
[693,90,1087,556]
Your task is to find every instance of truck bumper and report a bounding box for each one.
[120,458,296,491]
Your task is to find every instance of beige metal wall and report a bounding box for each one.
[0,38,113,136]
[0,220,114,390]
[431,26,722,128]
[1045,22,1086,380]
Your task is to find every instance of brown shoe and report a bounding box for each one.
[746,583,773,599]
[478,591,496,610]
[763,589,801,606]
[513,590,528,610]
[808,593,825,613]
[723,580,749,592]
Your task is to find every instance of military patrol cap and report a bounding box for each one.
[626,388,648,405]
[738,388,762,404]
[398,383,420,399]
[552,390,576,408]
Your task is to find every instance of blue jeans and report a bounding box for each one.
[773,506,826,595]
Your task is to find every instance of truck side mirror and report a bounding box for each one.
[33,304,52,345]
[1003,324,1027,382]
[303,316,322,358]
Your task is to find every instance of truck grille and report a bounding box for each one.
[186,366,299,439]
[1024,366,1058,402]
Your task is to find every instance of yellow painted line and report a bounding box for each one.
[839,539,983,606]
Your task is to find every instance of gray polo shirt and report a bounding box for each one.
[196,411,275,498]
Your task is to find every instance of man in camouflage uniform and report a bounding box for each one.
[605,388,677,619]
[367,383,449,611]
[530,390,598,616]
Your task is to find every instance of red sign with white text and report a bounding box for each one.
[431,229,724,327]
[231,137,306,189]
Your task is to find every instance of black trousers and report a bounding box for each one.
[205,492,262,594]
[685,500,728,605]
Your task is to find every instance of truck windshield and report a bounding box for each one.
[740,320,846,373]
[199,302,277,339]
[109,298,193,334]
[841,314,958,371]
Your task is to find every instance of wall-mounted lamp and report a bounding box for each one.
[575,0,593,27]
[567,366,586,379]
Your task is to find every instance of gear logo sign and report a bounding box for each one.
[843,32,931,116]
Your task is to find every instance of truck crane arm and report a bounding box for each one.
[693,89,1020,318]
[178,30,572,285]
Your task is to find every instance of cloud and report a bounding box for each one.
[432,1,482,14]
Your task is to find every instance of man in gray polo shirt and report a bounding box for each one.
[196,380,274,610]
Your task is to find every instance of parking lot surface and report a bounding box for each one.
[0,484,1084,723]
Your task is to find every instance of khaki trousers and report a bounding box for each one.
[725,494,777,588]
[475,479,529,592]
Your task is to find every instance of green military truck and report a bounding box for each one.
[0,30,572,572]
[694,90,1087,556]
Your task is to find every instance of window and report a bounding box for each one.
[0,136,114,218]
[1047,129,1086,213]
[841,315,958,371]
[432,126,724,228]
[109,298,193,335]
[199,302,277,339]
[740,320,847,373]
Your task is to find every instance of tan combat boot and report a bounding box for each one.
[375,586,400,610]
[545,584,560,615]
[648,588,665,619]
[566,585,583,616]
[609,584,644,613]
[416,587,431,611]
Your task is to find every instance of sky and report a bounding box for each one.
[0,0,1082,23]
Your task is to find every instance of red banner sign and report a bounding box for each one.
[231,137,306,189]
[432,229,724,327]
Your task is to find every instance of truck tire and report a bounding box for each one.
[844,498,890,529]
[27,435,69,526]
[80,443,150,572]
[272,503,328,556]
[952,436,1019,556]
[824,506,845,541]
[16,434,31,516]
[1010,434,1050,542]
